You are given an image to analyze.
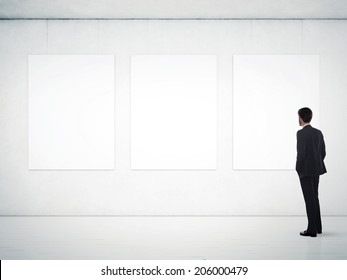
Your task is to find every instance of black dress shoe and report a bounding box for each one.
[318,231,322,234]
[300,230,317,237]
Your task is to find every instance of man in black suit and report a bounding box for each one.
[296,107,327,237]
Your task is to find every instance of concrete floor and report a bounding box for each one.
[0,216,346,259]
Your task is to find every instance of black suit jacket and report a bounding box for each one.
[296,124,327,178]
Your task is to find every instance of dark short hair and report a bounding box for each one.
[298,107,313,123]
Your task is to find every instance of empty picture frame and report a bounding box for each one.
[233,55,319,170]
[131,55,217,169]
[28,55,114,169]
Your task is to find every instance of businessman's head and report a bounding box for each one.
[298,107,312,126]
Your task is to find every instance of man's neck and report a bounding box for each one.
[302,122,310,128]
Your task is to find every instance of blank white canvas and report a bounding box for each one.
[233,55,319,170]
[28,55,114,169]
[131,55,217,169]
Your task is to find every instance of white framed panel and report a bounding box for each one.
[131,55,217,169]
[28,55,114,169]
[233,55,319,170]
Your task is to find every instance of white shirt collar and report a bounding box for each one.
[302,123,311,128]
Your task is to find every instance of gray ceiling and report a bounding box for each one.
[0,0,347,19]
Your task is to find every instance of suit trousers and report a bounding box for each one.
[300,175,322,234]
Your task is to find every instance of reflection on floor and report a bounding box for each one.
[0,216,346,259]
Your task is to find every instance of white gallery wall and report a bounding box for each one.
[0,19,347,215]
